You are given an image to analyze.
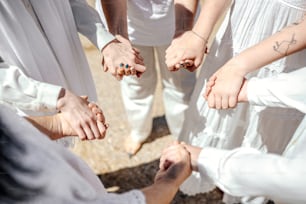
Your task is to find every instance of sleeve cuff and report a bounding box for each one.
[197,148,230,183]
[96,23,116,51]
[36,83,62,111]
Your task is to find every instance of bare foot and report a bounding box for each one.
[124,136,143,157]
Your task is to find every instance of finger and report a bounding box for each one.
[134,64,146,73]
[194,56,203,68]
[103,64,108,72]
[215,95,222,110]
[204,80,215,99]
[207,93,215,109]
[130,67,136,75]
[97,121,107,139]
[124,64,131,76]
[221,96,229,109]
[74,124,87,141]
[82,118,99,140]
[229,96,238,108]
[132,47,141,55]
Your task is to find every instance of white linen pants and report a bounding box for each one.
[121,44,196,142]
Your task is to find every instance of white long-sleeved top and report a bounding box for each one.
[0,0,115,112]
[0,64,61,112]
[198,68,306,204]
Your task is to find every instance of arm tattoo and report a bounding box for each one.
[273,33,297,56]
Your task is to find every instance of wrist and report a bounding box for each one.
[191,30,208,45]
[226,57,249,77]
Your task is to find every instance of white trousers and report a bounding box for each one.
[121,44,196,142]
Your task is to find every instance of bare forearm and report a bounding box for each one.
[25,115,62,140]
[192,0,231,40]
[100,0,128,38]
[174,0,199,34]
[141,181,178,204]
[230,14,306,75]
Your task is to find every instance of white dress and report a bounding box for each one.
[179,0,306,195]
[196,68,306,204]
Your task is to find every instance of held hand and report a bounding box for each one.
[204,62,246,109]
[166,30,208,72]
[157,141,192,187]
[56,89,107,140]
[181,142,202,171]
[101,35,146,80]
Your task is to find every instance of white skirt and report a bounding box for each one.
[179,0,306,195]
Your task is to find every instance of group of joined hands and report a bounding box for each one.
[43,30,249,176]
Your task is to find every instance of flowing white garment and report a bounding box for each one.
[0,0,114,146]
[0,105,146,204]
[179,0,306,196]
[196,68,306,204]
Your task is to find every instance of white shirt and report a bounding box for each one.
[198,68,306,204]
[0,64,61,112]
[96,0,176,46]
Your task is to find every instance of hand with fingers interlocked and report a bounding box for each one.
[56,89,108,141]
[166,30,209,72]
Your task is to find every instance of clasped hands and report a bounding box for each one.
[204,60,248,109]
[158,141,201,182]
[165,30,209,72]
[165,30,249,110]
[101,35,146,80]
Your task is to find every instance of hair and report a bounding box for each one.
[0,116,42,203]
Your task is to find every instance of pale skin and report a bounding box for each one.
[100,0,200,156]
[205,14,306,109]
[165,0,231,72]
[27,100,107,140]
[166,0,200,72]
[99,0,146,80]
[56,89,105,140]
[142,141,192,204]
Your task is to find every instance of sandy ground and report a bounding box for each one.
[71,1,224,203]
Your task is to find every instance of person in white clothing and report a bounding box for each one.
[160,67,306,204]
[165,1,306,203]
[96,0,199,155]
[0,65,108,140]
[0,104,191,204]
[0,0,145,145]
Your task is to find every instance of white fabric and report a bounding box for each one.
[0,0,115,117]
[198,145,306,204]
[96,0,175,46]
[187,67,306,204]
[0,104,146,204]
[96,1,197,141]
[247,67,306,114]
[120,44,196,142]
[0,0,115,146]
[0,64,61,112]
[179,0,306,196]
